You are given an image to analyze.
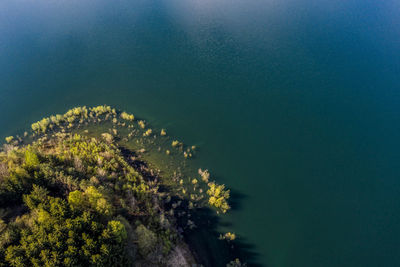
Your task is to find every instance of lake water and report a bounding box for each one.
[1,0,399,266]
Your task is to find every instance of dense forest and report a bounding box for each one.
[0,106,241,267]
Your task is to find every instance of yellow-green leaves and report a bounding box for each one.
[101,133,113,143]
[219,232,236,241]
[171,140,181,147]
[135,224,157,257]
[31,117,50,133]
[90,105,114,116]
[68,190,85,210]
[68,187,113,216]
[138,120,146,129]
[207,182,230,213]
[143,129,152,137]
[24,148,40,168]
[104,220,127,243]
[120,112,134,121]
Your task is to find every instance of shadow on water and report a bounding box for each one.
[184,207,263,267]
[182,190,263,267]
[229,189,248,212]
[120,145,263,266]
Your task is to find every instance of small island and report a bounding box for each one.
[0,106,243,266]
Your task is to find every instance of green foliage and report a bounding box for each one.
[219,232,236,241]
[0,134,141,265]
[68,187,113,216]
[143,129,152,137]
[0,106,233,265]
[171,140,182,147]
[138,120,145,129]
[31,118,50,133]
[85,186,113,216]
[135,224,157,257]
[2,186,129,266]
[207,182,230,213]
[23,185,49,210]
[24,149,40,168]
[120,112,134,121]
[30,105,116,134]
[49,114,64,125]
[64,106,89,123]
[104,220,127,243]
[68,190,85,210]
[101,132,113,143]
[90,105,115,116]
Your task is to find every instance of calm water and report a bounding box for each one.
[1,0,400,266]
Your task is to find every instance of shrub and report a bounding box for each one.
[138,121,145,129]
[90,105,114,116]
[135,224,157,257]
[31,118,51,133]
[104,220,127,243]
[207,182,230,213]
[171,140,181,147]
[120,112,134,121]
[24,149,40,168]
[198,169,210,182]
[220,232,236,241]
[101,133,113,143]
[143,129,152,137]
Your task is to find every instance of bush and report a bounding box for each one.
[24,149,40,168]
[120,112,135,121]
[143,129,152,137]
[135,224,157,257]
[207,182,230,213]
[138,121,146,129]
[171,140,181,147]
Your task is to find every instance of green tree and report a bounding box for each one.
[68,190,85,211]
[25,149,40,168]
[23,185,49,210]
[135,224,157,257]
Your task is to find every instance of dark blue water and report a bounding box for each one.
[1,0,399,266]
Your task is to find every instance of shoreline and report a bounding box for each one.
[0,105,244,266]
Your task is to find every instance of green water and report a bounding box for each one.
[1,0,399,266]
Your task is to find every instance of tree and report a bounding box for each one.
[25,149,40,168]
[135,224,157,257]
[68,190,85,211]
[23,185,49,210]
[104,220,127,244]
[207,182,230,213]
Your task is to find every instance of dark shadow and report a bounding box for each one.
[229,189,248,212]
[181,192,264,267]
[119,145,264,266]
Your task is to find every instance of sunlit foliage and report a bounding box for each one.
[138,120,146,129]
[0,105,236,265]
[120,112,134,121]
[219,232,236,241]
[143,129,152,137]
[207,182,230,213]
